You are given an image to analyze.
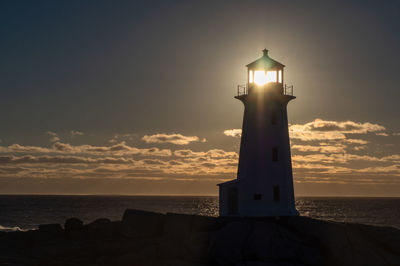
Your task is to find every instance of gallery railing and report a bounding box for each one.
[237,83,294,97]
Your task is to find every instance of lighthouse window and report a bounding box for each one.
[254,70,277,85]
[271,111,277,125]
[273,185,280,202]
[254,194,262,200]
[272,147,278,162]
[278,70,282,83]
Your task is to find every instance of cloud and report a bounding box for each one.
[289,119,385,141]
[0,142,399,187]
[292,144,346,153]
[356,165,400,174]
[51,141,172,157]
[0,118,398,191]
[108,133,137,143]
[46,131,60,142]
[294,119,385,133]
[0,142,172,157]
[0,144,53,153]
[290,131,346,141]
[140,159,167,165]
[173,149,206,157]
[0,150,239,180]
[71,131,83,136]
[224,129,242,138]
[381,155,400,163]
[224,119,384,142]
[376,132,389,136]
[142,133,204,145]
[0,155,135,165]
[342,139,369,145]
[292,153,400,165]
[174,149,238,159]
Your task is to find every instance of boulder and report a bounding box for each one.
[234,262,276,266]
[87,218,111,229]
[163,213,193,240]
[85,218,113,238]
[191,215,221,232]
[161,259,206,266]
[38,223,63,235]
[350,223,400,256]
[209,221,254,265]
[2,210,400,266]
[184,231,212,263]
[116,244,159,266]
[120,209,165,238]
[64,217,84,232]
[244,220,321,265]
[209,219,322,266]
[159,213,196,259]
[286,216,393,266]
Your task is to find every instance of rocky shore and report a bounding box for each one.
[0,209,399,266]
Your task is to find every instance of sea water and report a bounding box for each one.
[0,195,399,231]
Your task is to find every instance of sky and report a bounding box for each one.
[0,0,399,196]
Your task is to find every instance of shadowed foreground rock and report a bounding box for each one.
[0,210,399,266]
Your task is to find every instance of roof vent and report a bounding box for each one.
[262,49,269,56]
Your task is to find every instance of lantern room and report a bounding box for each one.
[247,49,284,87]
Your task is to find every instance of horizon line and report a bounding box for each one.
[0,193,399,198]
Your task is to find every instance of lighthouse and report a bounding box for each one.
[218,49,299,216]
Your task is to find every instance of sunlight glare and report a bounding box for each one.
[254,70,277,85]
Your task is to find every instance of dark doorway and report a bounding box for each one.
[273,185,280,202]
[228,187,238,215]
[254,193,262,200]
[271,111,277,125]
[272,147,278,162]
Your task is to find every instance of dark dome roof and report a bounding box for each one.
[246,49,285,69]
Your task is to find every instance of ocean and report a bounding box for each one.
[0,195,399,231]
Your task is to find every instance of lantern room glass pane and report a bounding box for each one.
[249,70,253,83]
[278,70,282,83]
[254,71,266,85]
[254,70,277,85]
[266,71,277,83]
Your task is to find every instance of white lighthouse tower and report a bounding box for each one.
[218,49,299,216]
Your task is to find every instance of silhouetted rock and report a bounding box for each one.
[38,223,63,235]
[87,218,111,228]
[184,232,211,263]
[116,244,159,266]
[191,215,221,232]
[210,221,253,264]
[159,213,194,259]
[1,210,399,266]
[64,217,83,231]
[120,209,165,238]
[163,213,193,239]
[84,218,114,239]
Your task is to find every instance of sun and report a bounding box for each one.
[254,70,277,85]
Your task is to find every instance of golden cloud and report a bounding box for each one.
[0,142,172,157]
[142,133,204,145]
[223,129,242,138]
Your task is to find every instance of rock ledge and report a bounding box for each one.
[0,210,399,266]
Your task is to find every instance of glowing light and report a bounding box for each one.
[249,70,253,83]
[278,70,282,83]
[254,70,277,85]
